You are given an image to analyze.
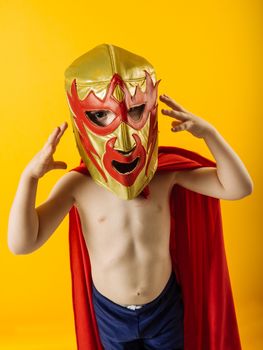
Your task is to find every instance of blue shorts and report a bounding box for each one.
[92,270,184,350]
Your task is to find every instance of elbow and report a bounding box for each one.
[234,181,254,200]
[7,231,22,255]
[223,181,254,200]
[230,173,254,199]
[243,172,254,194]
[243,180,254,196]
[8,242,25,255]
[8,247,33,255]
[8,243,23,255]
[7,234,19,255]
[7,238,34,255]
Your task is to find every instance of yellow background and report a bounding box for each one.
[0,0,262,349]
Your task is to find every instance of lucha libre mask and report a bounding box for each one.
[64,44,160,200]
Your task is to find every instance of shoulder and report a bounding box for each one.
[47,170,91,202]
[150,170,176,190]
[55,169,88,185]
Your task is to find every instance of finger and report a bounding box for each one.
[159,94,187,112]
[60,121,68,133]
[43,124,63,152]
[54,122,68,145]
[160,94,187,112]
[52,161,68,170]
[161,108,188,121]
[46,127,60,146]
[171,120,193,132]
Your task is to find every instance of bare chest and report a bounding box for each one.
[73,172,175,264]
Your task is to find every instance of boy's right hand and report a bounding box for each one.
[23,122,68,180]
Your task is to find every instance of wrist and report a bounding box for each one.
[202,125,217,139]
[21,168,40,182]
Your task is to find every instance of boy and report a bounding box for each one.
[8,44,253,350]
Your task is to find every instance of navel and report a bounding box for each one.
[97,216,106,223]
[157,204,163,212]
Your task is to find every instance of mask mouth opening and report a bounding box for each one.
[112,157,139,174]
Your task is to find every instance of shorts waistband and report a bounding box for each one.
[92,270,177,312]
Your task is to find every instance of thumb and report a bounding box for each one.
[53,161,68,170]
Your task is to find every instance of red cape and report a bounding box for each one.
[68,146,242,350]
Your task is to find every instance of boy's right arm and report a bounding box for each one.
[8,121,73,255]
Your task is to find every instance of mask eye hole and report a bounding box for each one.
[128,104,145,121]
[85,110,116,127]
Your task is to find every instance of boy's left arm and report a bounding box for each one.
[160,94,254,200]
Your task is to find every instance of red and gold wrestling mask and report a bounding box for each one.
[64,44,160,200]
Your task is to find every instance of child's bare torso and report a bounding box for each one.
[73,171,175,306]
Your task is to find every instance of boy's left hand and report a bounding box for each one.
[159,94,214,138]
